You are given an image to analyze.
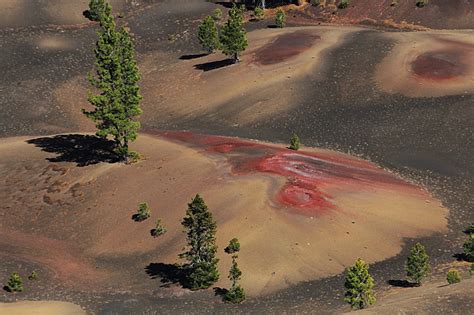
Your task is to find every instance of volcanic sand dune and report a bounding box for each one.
[0,301,85,315]
[0,133,447,296]
[375,31,474,98]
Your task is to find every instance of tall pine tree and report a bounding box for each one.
[83,1,142,161]
[180,194,219,290]
[198,16,220,54]
[220,4,248,63]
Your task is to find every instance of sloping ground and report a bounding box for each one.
[322,0,474,29]
[0,133,447,298]
[0,301,85,315]
[350,277,474,314]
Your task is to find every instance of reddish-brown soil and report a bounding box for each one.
[412,50,466,81]
[253,31,321,65]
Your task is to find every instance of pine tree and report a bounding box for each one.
[275,8,286,28]
[83,1,142,162]
[87,0,106,22]
[151,219,167,237]
[134,202,150,221]
[224,238,245,303]
[6,272,23,293]
[406,242,430,286]
[180,194,219,290]
[344,258,375,309]
[254,6,265,20]
[28,271,39,281]
[463,234,474,262]
[289,133,300,151]
[220,4,248,63]
[198,16,220,54]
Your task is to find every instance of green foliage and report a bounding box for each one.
[87,0,106,21]
[344,258,375,310]
[470,263,474,276]
[406,242,430,285]
[225,238,241,254]
[180,194,219,290]
[151,219,167,237]
[28,271,39,281]
[465,223,474,235]
[212,8,223,21]
[289,133,300,151]
[338,0,349,9]
[135,202,151,221]
[6,272,23,293]
[446,269,461,284]
[220,4,248,62]
[224,238,245,303]
[416,0,429,7]
[275,9,286,28]
[83,1,143,161]
[198,16,221,54]
[463,234,474,262]
[254,6,265,20]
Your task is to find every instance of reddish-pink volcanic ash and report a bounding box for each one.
[412,50,466,81]
[160,132,421,216]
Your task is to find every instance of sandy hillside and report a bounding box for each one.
[0,300,84,315]
[0,132,448,297]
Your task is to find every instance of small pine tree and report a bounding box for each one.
[254,7,265,20]
[338,0,349,9]
[275,9,286,28]
[151,219,167,237]
[6,272,23,293]
[220,4,248,63]
[84,1,143,162]
[406,243,430,286]
[463,234,474,262]
[28,271,39,281]
[198,16,220,54]
[416,0,429,8]
[446,269,461,284]
[224,238,245,303]
[135,202,151,221]
[212,8,223,21]
[344,258,375,310]
[180,194,219,290]
[289,133,300,151]
[465,223,474,235]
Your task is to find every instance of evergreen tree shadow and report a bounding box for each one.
[213,287,228,298]
[145,263,190,289]
[453,253,469,262]
[387,280,417,288]
[27,134,120,167]
[3,285,11,292]
[194,59,235,72]
[179,53,208,60]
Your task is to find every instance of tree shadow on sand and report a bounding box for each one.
[194,59,235,72]
[387,279,417,288]
[27,134,120,167]
[145,263,190,289]
[179,53,208,60]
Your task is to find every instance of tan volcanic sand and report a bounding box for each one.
[0,134,447,296]
[375,31,474,98]
[0,301,84,315]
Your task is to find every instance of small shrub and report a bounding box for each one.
[127,150,141,164]
[6,272,23,293]
[275,9,286,28]
[224,285,245,303]
[463,234,474,262]
[254,6,265,20]
[289,134,300,151]
[212,8,223,21]
[311,0,321,6]
[151,219,167,237]
[28,271,39,281]
[391,0,398,6]
[338,0,349,9]
[446,269,461,284]
[135,202,151,222]
[416,0,428,7]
